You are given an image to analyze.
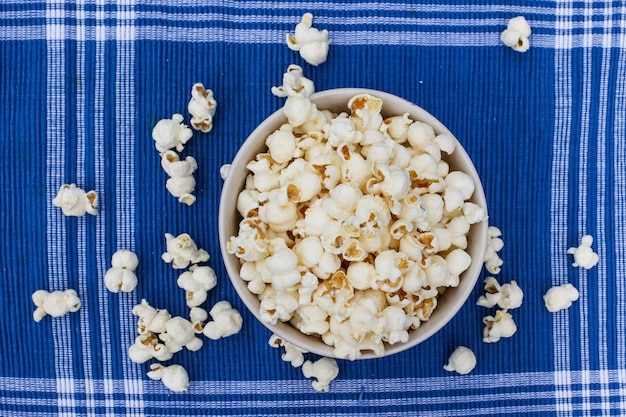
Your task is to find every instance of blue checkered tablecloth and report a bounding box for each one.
[1,1,625,416]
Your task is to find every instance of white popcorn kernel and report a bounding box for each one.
[258,194,298,233]
[302,357,339,392]
[128,333,173,363]
[152,113,193,153]
[203,301,243,340]
[446,249,472,278]
[567,235,599,269]
[266,247,301,291]
[286,13,331,66]
[293,236,324,268]
[104,249,139,293]
[240,261,267,295]
[159,316,204,353]
[189,307,208,329]
[269,334,308,367]
[220,163,231,180]
[346,261,376,290]
[236,189,260,218]
[267,125,297,164]
[483,310,517,343]
[188,83,217,133]
[463,202,488,224]
[329,115,362,147]
[544,283,579,313]
[476,277,524,310]
[443,346,476,375]
[434,133,456,155]
[160,151,198,205]
[52,183,98,216]
[349,94,383,132]
[381,306,412,344]
[272,65,318,127]
[147,364,189,393]
[294,304,330,335]
[177,265,218,308]
[132,299,171,334]
[445,171,475,201]
[32,289,81,322]
[501,16,531,53]
[484,226,504,274]
[382,113,412,144]
[162,232,209,269]
[407,121,436,150]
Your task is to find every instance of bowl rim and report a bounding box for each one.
[219,87,488,360]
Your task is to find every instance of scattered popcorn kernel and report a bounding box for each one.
[177,265,218,308]
[286,13,331,66]
[162,232,209,269]
[482,310,517,343]
[52,183,98,216]
[160,151,198,206]
[147,364,189,393]
[567,235,599,269]
[484,226,504,274]
[302,357,339,392]
[159,316,204,353]
[443,346,477,375]
[544,283,579,313]
[220,163,231,180]
[476,277,523,310]
[203,301,243,340]
[501,16,531,53]
[269,334,308,367]
[272,65,318,127]
[128,333,173,363]
[32,289,81,322]
[132,299,171,334]
[188,83,217,133]
[104,249,139,293]
[152,114,193,153]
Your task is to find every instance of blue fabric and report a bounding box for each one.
[1,1,626,415]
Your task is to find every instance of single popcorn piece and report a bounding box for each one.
[52,183,98,216]
[443,346,477,375]
[32,289,81,322]
[500,16,531,53]
[159,316,204,353]
[104,249,139,293]
[269,334,308,367]
[286,12,331,66]
[128,333,173,363]
[152,113,193,153]
[132,299,171,334]
[188,82,217,133]
[271,65,318,127]
[476,277,523,310]
[203,301,243,340]
[220,163,231,180]
[567,235,599,269]
[177,265,218,308]
[302,357,339,392]
[484,226,504,274]
[160,151,198,206]
[544,283,579,313]
[147,364,189,393]
[162,232,209,269]
[482,310,517,343]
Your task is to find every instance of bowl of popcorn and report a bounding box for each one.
[220,68,488,360]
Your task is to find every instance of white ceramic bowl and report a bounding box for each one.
[219,88,488,359]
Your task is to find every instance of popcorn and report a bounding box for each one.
[160,151,198,205]
[443,346,476,375]
[32,289,81,322]
[202,301,243,340]
[188,83,216,133]
[159,316,204,353]
[482,310,517,343]
[286,13,331,66]
[162,232,209,269]
[269,334,308,367]
[301,357,339,392]
[230,89,483,359]
[128,333,173,363]
[544,283,579,313]
[177,265,218,307]
[147,364,189,393]
[132,299,171,334]
[567,235,599,269]
[52,183,98,216]
[152,113,193,153]
[476,277,524,310]
[500,16,531,53]
[484,226,504,274]
[104,249,139,293]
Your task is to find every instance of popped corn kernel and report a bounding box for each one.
[501,16,531,53]
[104,249,139,293]
[147,364,189,393]
[203,301,243,340]
[162,232,209,269]
[152,113,193,153]
[482,310,517,343]
[302,357,339,392]
[443,346,477,375]
[476,277,524,310]
[269,334,308,367]
[32,289,81,322]
[52,183,98,216]
[188,82,217,133]
[567,235,599,269]
[177,265,218,308]
[544,283,579,313]
[286,13,331,66]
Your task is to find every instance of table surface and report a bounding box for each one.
[2,1,625,416]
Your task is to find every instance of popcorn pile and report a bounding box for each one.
[228,65,486,360]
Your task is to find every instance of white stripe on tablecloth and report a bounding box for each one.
[45,2,77,417]
[115,1,143,415]
[552,0,574,415]
[615,4,626,413]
